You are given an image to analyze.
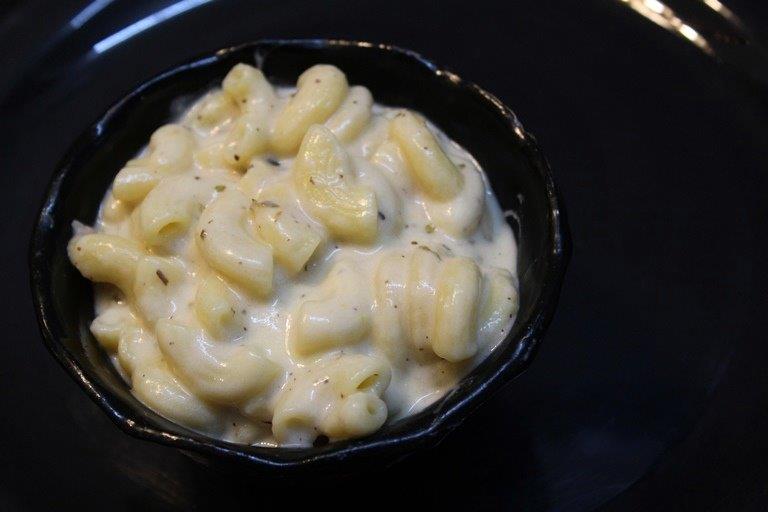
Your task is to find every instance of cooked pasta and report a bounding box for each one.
[68,63,518,447]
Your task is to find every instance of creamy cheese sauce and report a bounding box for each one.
[72,64,518,447]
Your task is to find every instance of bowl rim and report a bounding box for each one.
[29,38,570,470]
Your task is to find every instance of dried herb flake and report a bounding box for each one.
[252,200,280,208]
[156,270,169,286]
[419,245,442,260]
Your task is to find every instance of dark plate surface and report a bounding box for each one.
[2,0,768,510]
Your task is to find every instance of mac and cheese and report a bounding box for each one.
[68,63,519,447]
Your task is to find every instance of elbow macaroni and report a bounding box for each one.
[290,261,371,357]
[390,110,463,201]
[135,175,216,249]
[293,125,378,244]
[271,65,348,154]
[68,233,143,293]
[68,63,518,447]
[325,86,373,142]
[272,354,390,444]
[113,124,195,202]
[251,199,323,275]
[194,275,244,339]
[156,319,278,405]
[196,189,274,297]
[133,256,187,325]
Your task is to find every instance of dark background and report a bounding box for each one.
[2,1,768,510]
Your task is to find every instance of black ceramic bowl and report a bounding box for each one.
[30,39,569,473]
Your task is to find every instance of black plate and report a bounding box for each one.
[29,39,568,472]
[3,0,768,509]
